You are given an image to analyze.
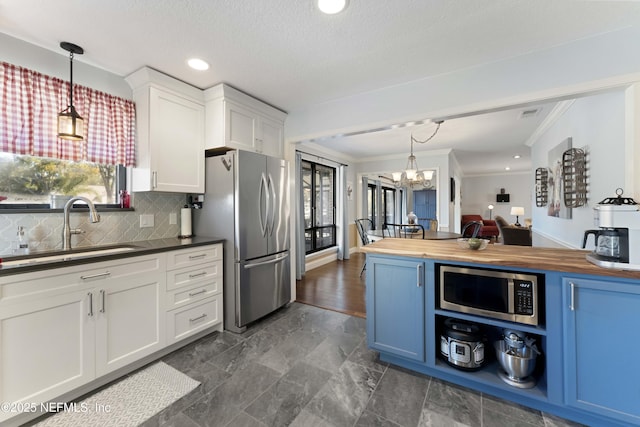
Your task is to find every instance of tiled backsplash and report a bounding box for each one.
[0,192,186,256]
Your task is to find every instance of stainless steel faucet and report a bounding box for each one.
[62,196,100,250]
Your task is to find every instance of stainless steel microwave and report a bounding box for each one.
[438,265,542,326]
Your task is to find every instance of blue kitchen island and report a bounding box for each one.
[362,238,640,427]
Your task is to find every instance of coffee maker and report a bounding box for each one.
[585,189,640,270]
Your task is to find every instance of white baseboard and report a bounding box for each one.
[306,248,338,270]
[532,229,576,249]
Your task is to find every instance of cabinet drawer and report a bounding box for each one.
[166,244,222,271]
[166,279,221,310]
[0,254,163,305]
[166,296,222,344]
[166,259,222,291]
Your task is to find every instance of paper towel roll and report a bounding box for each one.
[180,207,192,237]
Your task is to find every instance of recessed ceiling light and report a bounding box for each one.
[505,166,511,171]
[317,0,348,14]
[187,58,209,71]
[513,154,521,159]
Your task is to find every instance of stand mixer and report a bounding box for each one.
[495,330,540,389]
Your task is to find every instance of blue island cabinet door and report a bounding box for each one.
[563,277,640,425]
[366,255,425,362]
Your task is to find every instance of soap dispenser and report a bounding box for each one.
[15,226,30,255]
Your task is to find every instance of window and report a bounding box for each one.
[0,153,124,208]
[367,182,399,228]
[0,61,135,210]
[382,186,396,225]
[302,160,336,254]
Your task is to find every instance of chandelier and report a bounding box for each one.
[392,120,443,188]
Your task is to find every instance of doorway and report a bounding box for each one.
[413,189,437,230]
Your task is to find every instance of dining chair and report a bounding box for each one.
[461,220,483,238]
[383,223,425,239]
[354,218,373,276]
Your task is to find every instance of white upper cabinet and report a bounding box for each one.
[126,67,205,193]
[204,84,287,158]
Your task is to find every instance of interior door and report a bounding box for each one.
[413,189,437,229]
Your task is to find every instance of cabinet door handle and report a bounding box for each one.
[188,254,206,260]
[152,171,158,189]
[189,313,208,323]
[99,289,106,313]
[80,271,111,280]
[188,271,207,279]
[416,264,422,287]
[88,292,94,317]
[570,282,575,311]
[189,289,207,297]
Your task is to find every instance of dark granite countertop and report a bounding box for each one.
[0,236,224,277]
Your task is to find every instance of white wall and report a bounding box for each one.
[461,173,532,222]
[531,90,626,248]
[285,26,640,142]
[1,33,132,99]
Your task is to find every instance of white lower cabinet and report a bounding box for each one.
[0,254,164,423]
[165,244,224,344]
[95,270,165,376]
[0,289,95,421]
[0,245,222,425]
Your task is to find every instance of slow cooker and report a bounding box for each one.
[440,318,485,370]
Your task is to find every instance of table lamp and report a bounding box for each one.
[510,206,525,226]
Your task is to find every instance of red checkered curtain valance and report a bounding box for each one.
[0,61,136,166]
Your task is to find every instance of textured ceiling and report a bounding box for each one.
[1,0,639,173]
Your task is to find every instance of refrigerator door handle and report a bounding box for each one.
[243,252,289,269]
[259,173,268,236]
[267,173,276,235]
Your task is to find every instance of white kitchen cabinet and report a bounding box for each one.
[0,253,165,423]
[93,256,166,376]
[0,288,94,422]
[165,243,223,344]
[204,83,286,158]
[126,67,205,193]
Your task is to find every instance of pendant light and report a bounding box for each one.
[392,120,443,188]
[57,42,85,141]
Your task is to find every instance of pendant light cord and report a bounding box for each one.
[68,51,74,111]
[410,120,444,145]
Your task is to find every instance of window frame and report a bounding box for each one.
[0,157,129,212]
[368,182,400,228]
[303,160,337,255]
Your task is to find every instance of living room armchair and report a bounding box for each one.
[495,215,532,246]
[461,214,499,239]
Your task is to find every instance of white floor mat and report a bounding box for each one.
[35,362,200,427]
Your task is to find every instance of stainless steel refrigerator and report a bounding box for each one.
[194,150,290,333]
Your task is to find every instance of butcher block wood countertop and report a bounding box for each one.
[361,238,640,280]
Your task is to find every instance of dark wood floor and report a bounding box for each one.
[295,252,366,318]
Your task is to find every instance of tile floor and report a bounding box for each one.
[139,303,582,427]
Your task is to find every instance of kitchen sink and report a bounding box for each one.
[1,245,138,267]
